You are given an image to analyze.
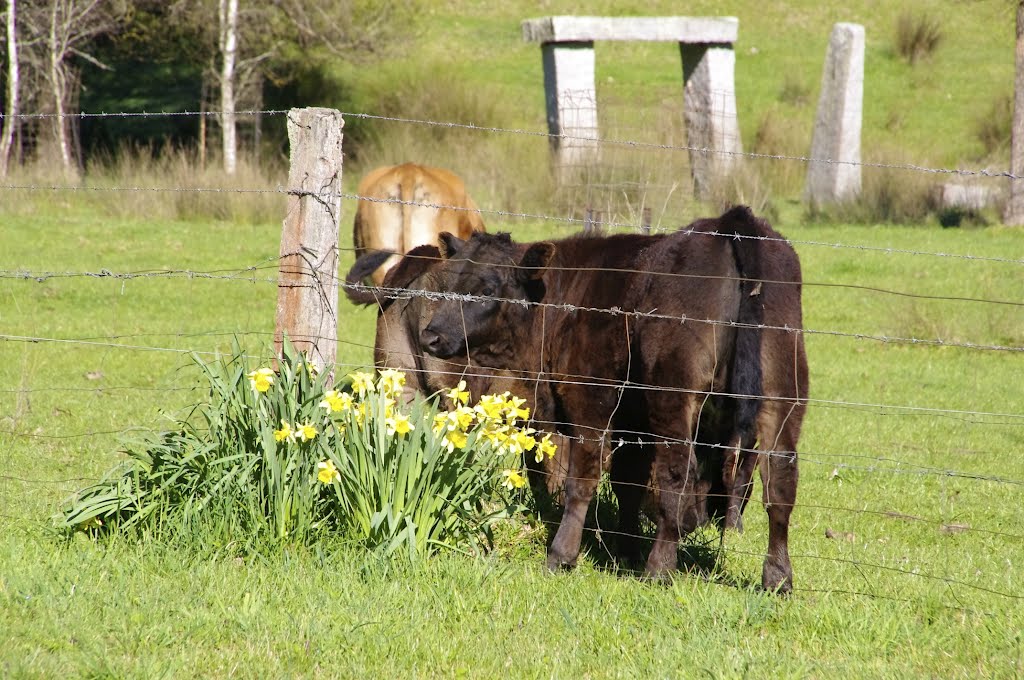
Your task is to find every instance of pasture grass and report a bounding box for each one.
[2,202,1024,676]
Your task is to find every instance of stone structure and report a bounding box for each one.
[805,23,865,206]
[522,16,742,197]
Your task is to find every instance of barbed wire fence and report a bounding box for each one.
[1,104,1023,611]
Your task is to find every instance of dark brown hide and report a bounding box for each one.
[421,206,806,592]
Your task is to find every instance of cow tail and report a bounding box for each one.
[721,205,765,443]
[344,250,395,306]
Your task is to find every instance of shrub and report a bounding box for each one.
[895,11,944,65]
[973,93,1012,159]
[58,341,557,560]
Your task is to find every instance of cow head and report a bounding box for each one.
[420,232,554,363]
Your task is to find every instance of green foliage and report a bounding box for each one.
[895,11,944,65]
[57,341,547,559]
[973,93,1013,159]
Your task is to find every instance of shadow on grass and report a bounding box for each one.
[537,487,761,592]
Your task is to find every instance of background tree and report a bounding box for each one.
[12,0,128,177]
[1005,0,1024,225]
[0,0,19,177]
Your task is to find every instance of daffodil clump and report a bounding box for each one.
[59,340,557,560]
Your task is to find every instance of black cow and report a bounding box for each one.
[420,206,807,592]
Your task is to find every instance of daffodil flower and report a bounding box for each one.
[502,469,527,490]
[474,394,504,421]
[537,433,558,462]
[274,420,294,442]
[378,369,406,397]
[248,367,275,393]
[453,405,475,431]
[443,429,468,452]
[296,422,318,442]
[348,371,376,397]
[317,459,340,484]
[386,412,414,437]
[503,394,530,423]
[319,389,353,413]
[447,380,470,406]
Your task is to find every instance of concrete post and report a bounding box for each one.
[805,23,865,206]
[522,16,740,194]
[541,41,599,179]
[681,44,743,199]
[275,107,344,377]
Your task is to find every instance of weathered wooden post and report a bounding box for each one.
[275,107,344,375]
[805,23,864,207]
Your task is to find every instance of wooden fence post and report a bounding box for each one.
[275,107,344,376]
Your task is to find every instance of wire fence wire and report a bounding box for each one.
[2,107,1023,608]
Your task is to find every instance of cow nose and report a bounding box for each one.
[420,327,444,356]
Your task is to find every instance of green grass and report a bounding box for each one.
[2,1,1023,674]
[2,203,1024,676]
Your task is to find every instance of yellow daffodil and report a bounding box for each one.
[386,412,414,437]
[274,420,294,442]
[447,380,470,406]
[296,422,318,442]
[453,405,475,431]
[319,389,354,413]
[317,459,340,484]
[474,394,504,421]
[512,429,537,455]
[502,469,527,490]
[503,394,530,423]
[348,371,376,396]
[481,423,510,450]
[247,367,275,393]
[353,402,367,427]
[537,433,558,462]
[432,412,448,435]
[378,369,406,397]
[443,429,468,452]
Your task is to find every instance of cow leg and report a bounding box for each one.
[610,442,654,567]
[757,400,802,594]
[722,434,758,532]
[644,396,701,580]
[546,437,604,571]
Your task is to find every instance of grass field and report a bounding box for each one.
[2,200,1023,676]
[2,0,1024,676]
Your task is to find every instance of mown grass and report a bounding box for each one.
[2,200,1023,676]
[2,1,1023,674]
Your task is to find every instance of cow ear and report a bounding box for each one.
[518,242,554,281]
[438,232,465,259]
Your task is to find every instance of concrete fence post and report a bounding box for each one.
[805,23,865,206]
[681,42,743,199]
[275,107,344,376]
[522,16,740,195]
[541,41,599,180]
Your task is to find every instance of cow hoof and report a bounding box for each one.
[545,551,577,572]
[641,566,676,585]
[762,560,793,595]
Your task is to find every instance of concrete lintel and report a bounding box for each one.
[522,16,738,44]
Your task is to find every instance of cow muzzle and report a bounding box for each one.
[420,324,464,359]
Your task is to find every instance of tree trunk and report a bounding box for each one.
[48,2,75,178]
[1005,1,1024,225]
[0,0,19,178]
[219,0,238,175]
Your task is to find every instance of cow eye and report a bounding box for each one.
[481,286,495,297]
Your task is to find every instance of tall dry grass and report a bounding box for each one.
[0,143,287,224]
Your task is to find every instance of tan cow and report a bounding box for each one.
[352,163,485,286]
